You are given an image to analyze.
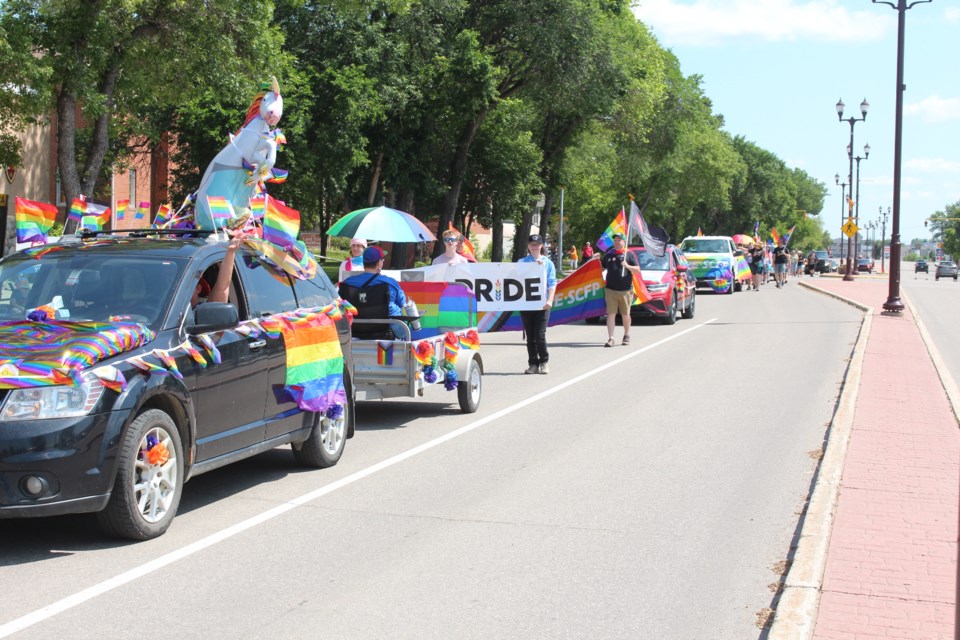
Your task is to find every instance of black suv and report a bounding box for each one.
[915,259,929,273]
[805,250,831,275]
[0,235,354,539]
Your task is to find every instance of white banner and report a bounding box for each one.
[393,262,549,311]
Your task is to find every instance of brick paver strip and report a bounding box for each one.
[806,278,959,639]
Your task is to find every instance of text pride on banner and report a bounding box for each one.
[477,259,607,332]
[396,262,548,312]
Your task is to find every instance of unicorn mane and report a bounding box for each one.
[239,91,268,134]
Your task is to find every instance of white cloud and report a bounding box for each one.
[905,95,960,122]
[945,8,960,23]
[633,0,889,46]
[906,158,960,173]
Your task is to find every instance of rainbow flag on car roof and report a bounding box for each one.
[14,197,57,243]
[68,196,86,222]
[206,196,234,222]
[263,196,300,250]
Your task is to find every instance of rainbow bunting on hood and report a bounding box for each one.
[596,208,627,252]
[263,196,300,250]
[14,197,58,244]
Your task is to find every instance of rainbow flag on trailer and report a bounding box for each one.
[596,208,627,252]
[263,196,301,250]
[399,282,474,336]
[14,197,57,244]
[275,313,345,412]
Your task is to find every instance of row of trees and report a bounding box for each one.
[1,0,831,259]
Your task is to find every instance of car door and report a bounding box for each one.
[235,254,310,441]
[190,251,271,461]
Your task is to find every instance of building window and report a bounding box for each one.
[129,170,136,205]
[55,172,66,205]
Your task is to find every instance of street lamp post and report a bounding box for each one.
[837,97,868,281]
[874,0,930,311]
[835,174,848,267]
[880,205,889,273]
[852,143,871,272]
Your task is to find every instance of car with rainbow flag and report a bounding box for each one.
[677,235,747,293]
[0,232,356,539]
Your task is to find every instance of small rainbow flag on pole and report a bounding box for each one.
[263,196,300,250]
[784,225,796,247]
[770,227,781,246]
[596,208,627,252]
[14,197,58,243]
[68,196,87,222]
[153,204,171,227]
[206,196,235,223]
[249,196,266,219]
[80,203,111,231]
[135,201,150,221]
[115,199,129,221]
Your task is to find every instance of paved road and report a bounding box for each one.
[902,262,960,386]
[0,280,861,639]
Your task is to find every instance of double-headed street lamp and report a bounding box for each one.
[852,142,871,271]
[837,97,869,281]
[835,174,848,266]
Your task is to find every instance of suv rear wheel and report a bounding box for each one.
[97,409,184,540]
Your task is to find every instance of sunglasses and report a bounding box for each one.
[444,238,458,244]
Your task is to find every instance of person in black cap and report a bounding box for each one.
[600,232,640,347]
[341,245,406,316]
[518,234,557,374]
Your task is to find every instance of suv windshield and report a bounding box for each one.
[0,252,186,327]
[815,251,829,259]
[679,239,728,254]
[631,250,670,271]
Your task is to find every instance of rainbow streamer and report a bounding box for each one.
[207,195,235,222]
[195,334,222,365]
[153,349,183,380]
[92,365,127,393]
[263,196,300,250]
[14,197,57,244]
[596,208,627,252]
[180,340,208,368]
[377,341,394,366]
[412,341,435,366]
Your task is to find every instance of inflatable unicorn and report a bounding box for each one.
[193,77,287,230]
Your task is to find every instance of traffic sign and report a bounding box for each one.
[841,219,859,238]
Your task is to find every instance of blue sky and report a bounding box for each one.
[633,0,960,244]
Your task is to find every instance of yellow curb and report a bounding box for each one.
[768,281,872,640]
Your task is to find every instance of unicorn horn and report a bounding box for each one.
[270,76,281,97]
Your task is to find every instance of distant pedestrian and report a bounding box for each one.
[749,244,764,291]
[601,232,641,346]
[519,235,557,374]
[582,242,594,261]
[568,244,579,270]
[433,229,470,265]
[773,241,788,288]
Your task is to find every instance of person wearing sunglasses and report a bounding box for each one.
[432,229,470,265]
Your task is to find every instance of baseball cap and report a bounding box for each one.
[350,238,368,248]
[612,232,625,239]
[363,246,386,262]
[528,234,544,244]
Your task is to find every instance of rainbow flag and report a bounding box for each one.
[263,196,300,250]
[68,196,86,222]
[735,256,752,281]
[250,196,266,219]
[276,313,345,412]
[153,204,171,227]
[596,208,627,252]
[115,199,129,221]
[399,282,474,336]
[447,222,477,261]
[377,341,394,366]
[770,228,781,246]
[14,197,57,243]
[206,195,234,222]
[135,201,150,220]
[477,259,606,332]
[784,225,796,246]
[697,227,703,237]
[632,272,652,306]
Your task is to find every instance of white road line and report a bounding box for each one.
[0,318,715,638]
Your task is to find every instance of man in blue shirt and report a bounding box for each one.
[518,234,557,374]
[341,246,406,317]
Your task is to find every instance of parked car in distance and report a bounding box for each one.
[829,258,840,272]
[915,259,929,273]
[628,245,697,324]
[935,260,958,281]
[857,257,874,273]
[805,250,831,275]
[0,234,356,540]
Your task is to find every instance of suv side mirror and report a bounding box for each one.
[676,264,689,272]
[188,302,239,335]
[733,250,744,257]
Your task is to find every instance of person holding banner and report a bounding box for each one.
[433,229,470,265]
[519,234,557,374]
[601,232,641,347]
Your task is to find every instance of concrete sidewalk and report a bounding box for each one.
[774,277,959,639]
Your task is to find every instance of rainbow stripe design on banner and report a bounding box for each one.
[263,196,300,250]
[271,312,345,412]
[399,282,474,336]
[377,341,394,366]
[596,208,627,252]
[14,197,57,244]
[115,199,129,221]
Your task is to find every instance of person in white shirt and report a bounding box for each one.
[432,229,469,265]
[339,238,367,283]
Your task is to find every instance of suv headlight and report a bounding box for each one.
[647,283,670,293]
[1,377,104,421]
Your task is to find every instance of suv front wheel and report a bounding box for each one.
[97,409,184,540]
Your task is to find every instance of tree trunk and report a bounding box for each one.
[491,207,503,262]
[81,63,121,197]
[56,89,82,223]
[367,151,383,205]
[513,199,537,261]
[434,109,489,257]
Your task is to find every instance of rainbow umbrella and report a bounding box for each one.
[731,234,754,246]
[327,206,436,243]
